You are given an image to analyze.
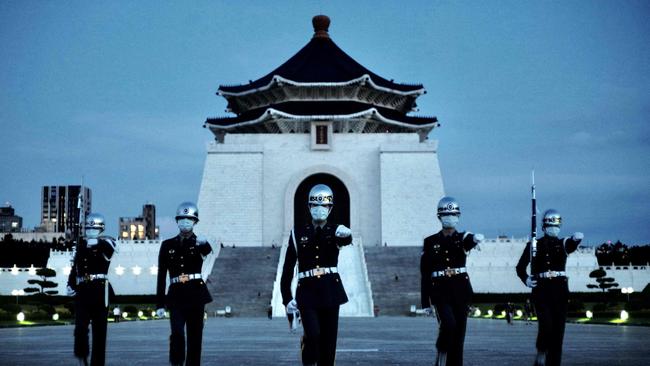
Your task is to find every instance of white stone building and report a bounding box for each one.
[196,15,443,251]
[194,15,448,316]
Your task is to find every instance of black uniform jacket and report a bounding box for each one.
[516,235,581,298]
[156,233,213,309]
[67,237,117,303]
[420,230,477,308]
[280,223,353,309]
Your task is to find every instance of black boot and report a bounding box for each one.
[534,351,546,366]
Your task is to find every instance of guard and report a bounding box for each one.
[516,209,583,366]
[156,202,213,366]
[420,196,484,366]
[280,184,352,366]
[67,213,117,366]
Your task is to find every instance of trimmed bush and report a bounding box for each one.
[0,303,21,313]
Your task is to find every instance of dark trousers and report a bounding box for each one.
[169,304,205,366]
[299,306,340,366]
[74,288,108,366]
[433,302,468,366]
[533,282,568,366]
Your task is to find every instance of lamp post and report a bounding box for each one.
[11,289,25,305]
[621,287,634,304]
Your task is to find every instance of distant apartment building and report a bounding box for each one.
[0,204,23,232]
[119,203,158,240]
[41,185,92,238]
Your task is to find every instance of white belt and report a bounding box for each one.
[298,267,338,279]
[76,273,108,284]
[535,270,566,279]
[171,273,203,284]
[431,267,467,278]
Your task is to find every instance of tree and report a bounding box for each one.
[588,268,619,292]
[24,268,59,296]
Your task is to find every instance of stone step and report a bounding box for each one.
[364,246,422,316]
[206,247,280,317]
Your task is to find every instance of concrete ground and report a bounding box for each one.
[0,317,648,365]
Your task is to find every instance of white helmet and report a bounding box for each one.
[85,213,105,231]
[437,196,460,217]
[308,184,334,206]
[176,202,199,222]
[542,209,561,228]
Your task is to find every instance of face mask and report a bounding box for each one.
[440,215,459,229]
[177,218,195,233]
[85,229,101,238]
[310,205,330,223]
[544,226,560,237]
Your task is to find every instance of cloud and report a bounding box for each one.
[567,129,629,146]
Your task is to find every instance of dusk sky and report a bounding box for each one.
[1,1,648,245]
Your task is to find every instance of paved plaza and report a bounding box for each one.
[0,317,648,365]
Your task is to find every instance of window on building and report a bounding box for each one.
[316,125,328,145]
[311,121,332,150]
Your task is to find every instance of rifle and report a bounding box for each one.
[530,170,537,274]
[70,179,86,266]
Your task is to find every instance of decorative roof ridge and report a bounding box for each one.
[218,74,425,97]
[205,107,437,130]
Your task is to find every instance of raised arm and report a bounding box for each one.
[197,238,213,256]
[563,232,583,254]
[99,237,117,261]
[335,225,352,247]
[461,232,481,252]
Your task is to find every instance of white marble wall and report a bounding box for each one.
[466,237,649,293]
[2,239,647,296]
[0,241,216,296]
[196,132,443,249]
[380,142,444,247]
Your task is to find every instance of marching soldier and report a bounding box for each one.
[420,197,484,366]
[516,209,583,366]
[66,213,117,366]
[280,184,352,366]
[156,202,213,366]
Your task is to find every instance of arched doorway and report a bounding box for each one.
[293,173,350,229]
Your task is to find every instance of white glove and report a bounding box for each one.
[424,307,433,316]
[335,225,352,238]
[473,233,484,244]
[572,232,584,241]
[286,299,298,314]
[156,308,166,318]
[291,311,300,331]
[86,238,98,246]
[526,276,537,288]
[66,285,76,297]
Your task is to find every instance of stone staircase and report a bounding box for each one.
[205,247,280,316]
[363,246,422,315]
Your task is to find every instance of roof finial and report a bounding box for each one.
[312,14,330,39]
